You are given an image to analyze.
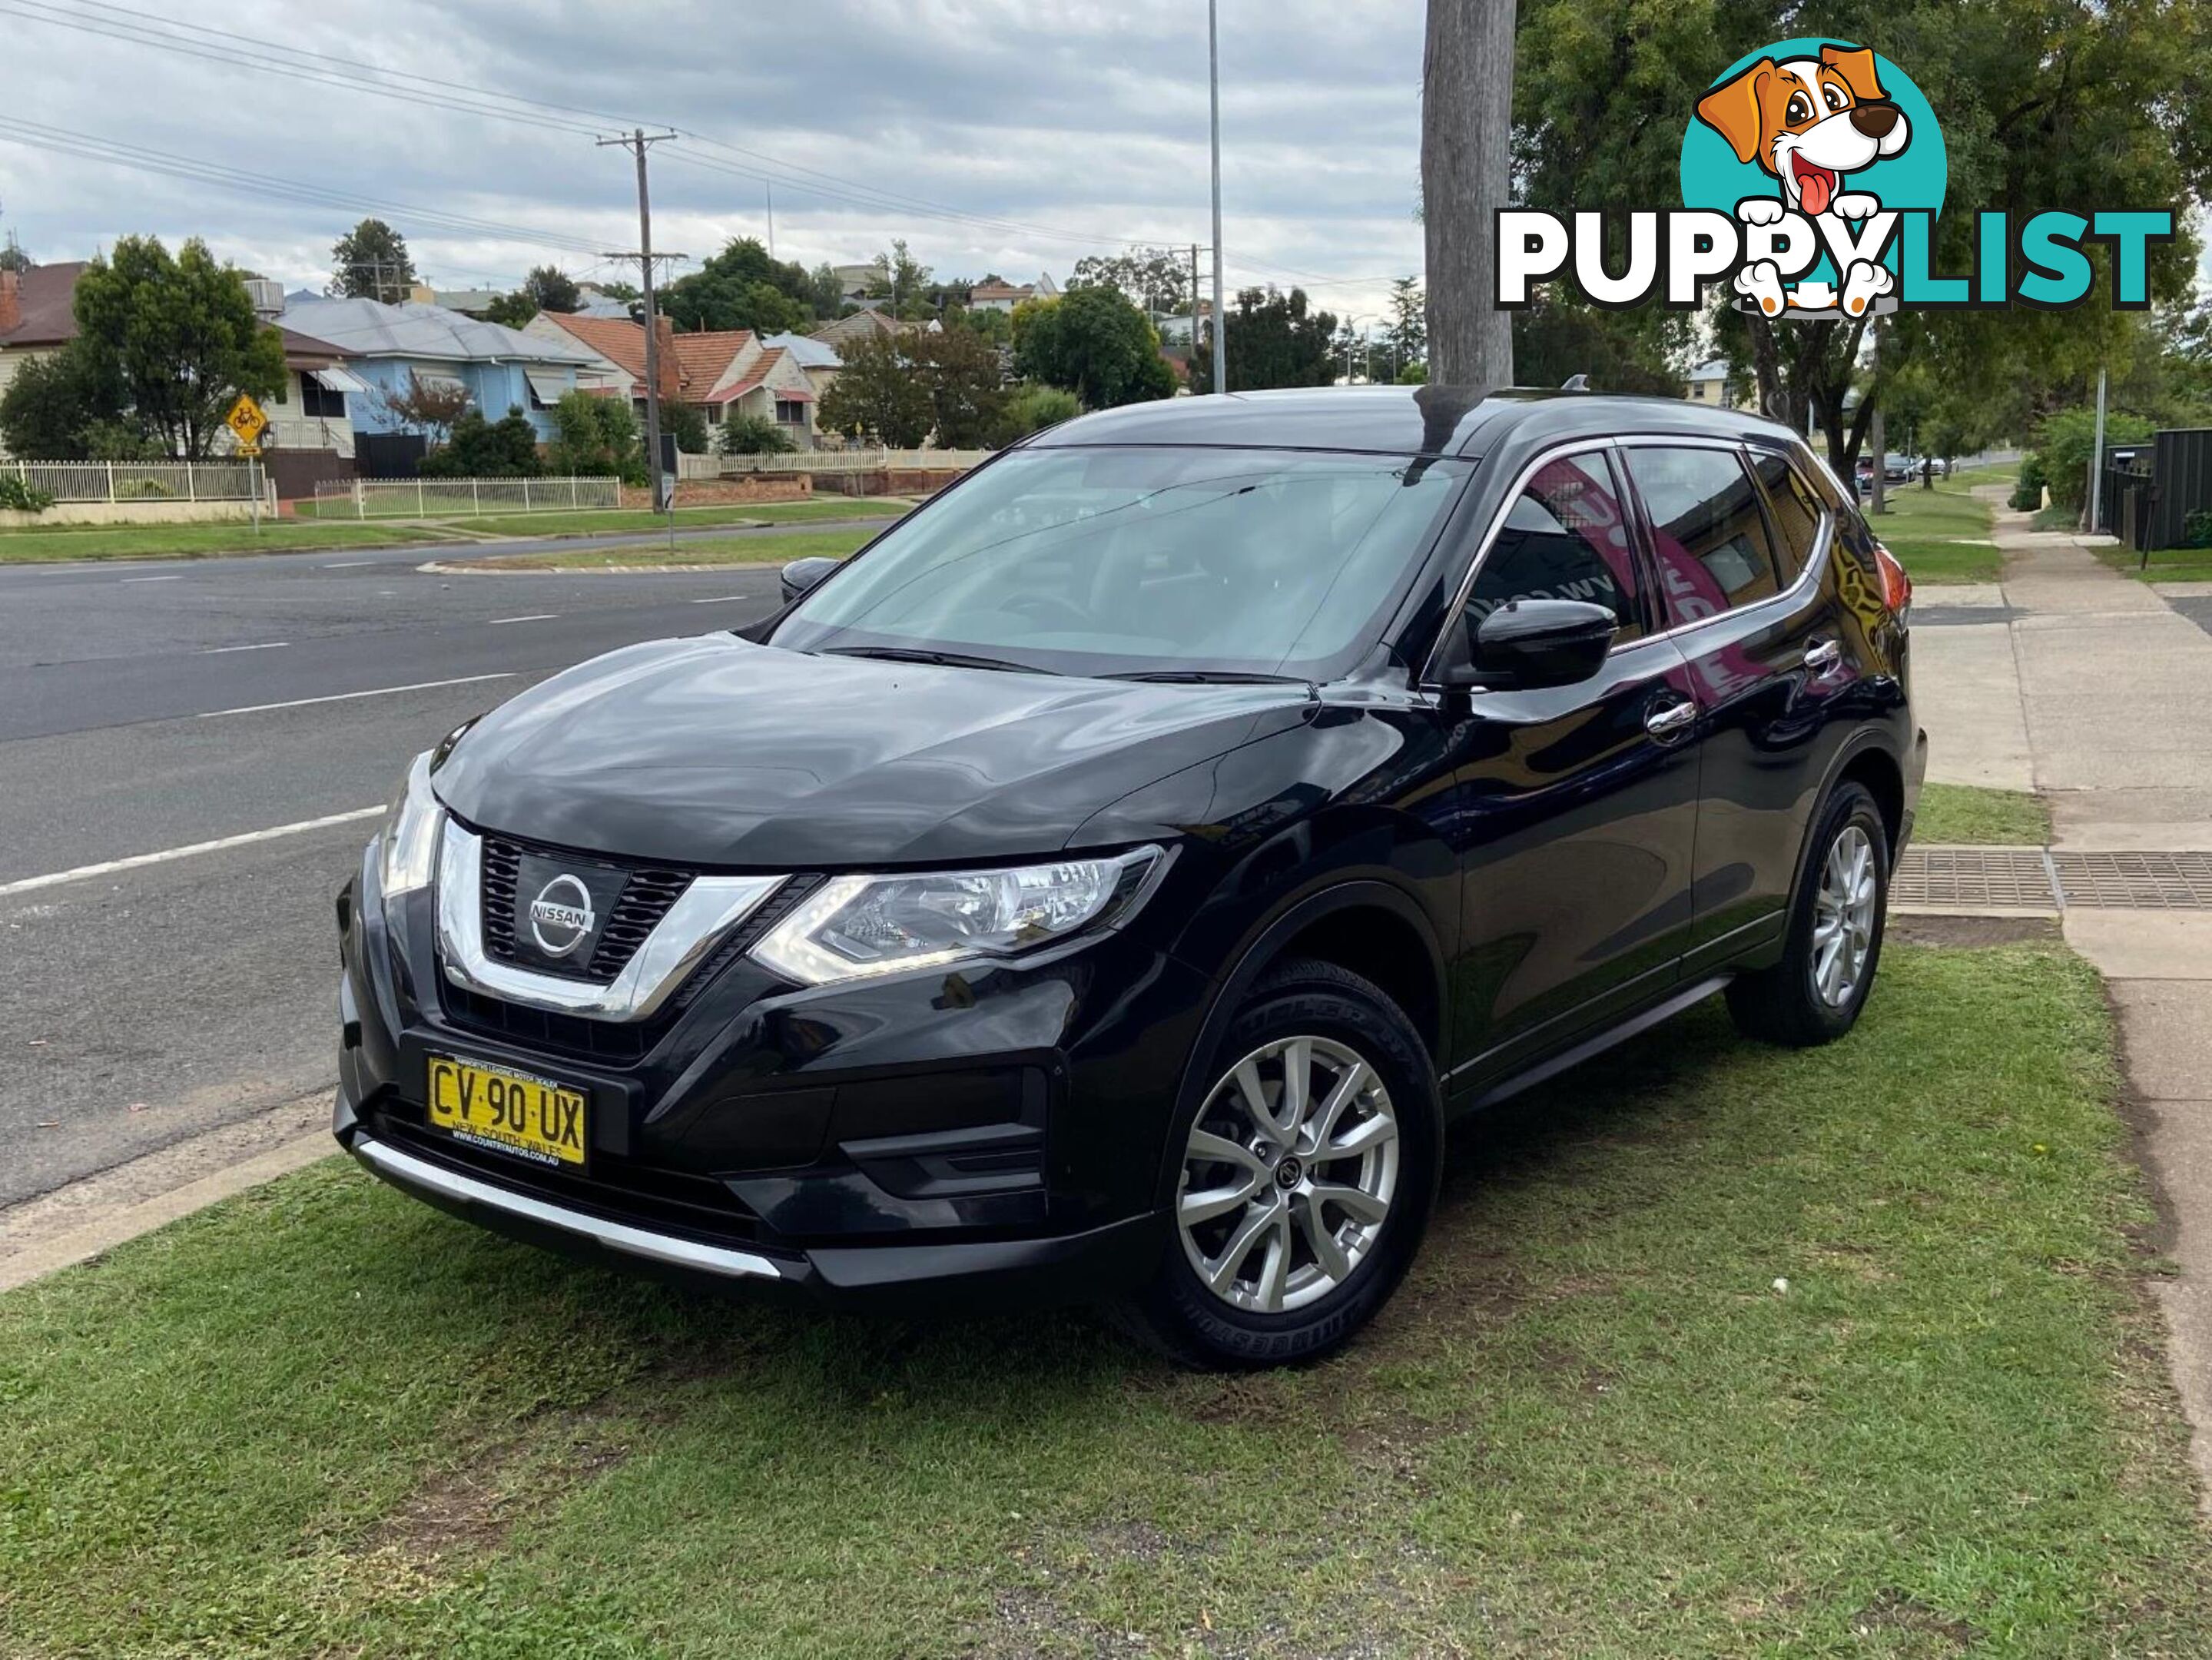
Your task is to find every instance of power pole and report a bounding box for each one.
[1190,241,1201,391]
[598,128,682,515]
[765,182,776,259]
[1208,0,1225,394]
[2088,364,2108,535]
[1868,318,1887,516]
[1421,0,1515,385]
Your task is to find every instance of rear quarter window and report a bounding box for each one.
[1749,449,1829,584]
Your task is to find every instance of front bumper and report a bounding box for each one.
[335,837,1205,1311]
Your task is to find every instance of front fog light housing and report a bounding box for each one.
[377,751,444,899]
[751,846,1163,986]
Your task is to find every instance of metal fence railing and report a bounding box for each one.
[7,459,260,503]
[310,476,624,519]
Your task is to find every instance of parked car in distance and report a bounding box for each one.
[334,387,1925,1369]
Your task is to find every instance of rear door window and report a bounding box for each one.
[1749,448,1827,584]
[1624,445,1780,626]
[1462,450,1643,648]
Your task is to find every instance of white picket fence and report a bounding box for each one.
[311,475,623,519]
[8,459,260,503]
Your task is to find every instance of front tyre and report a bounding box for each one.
[1117,958,1441,1370]
[1726,780,1890,1047]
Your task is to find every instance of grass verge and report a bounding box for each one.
[1915,781,2051,845]
[0,520,447,563]
[299,501,906,536]
[466,529,873,571]
[2094,544,2212,584]
[1865,484,2001,585]
[2,942,2204,1657]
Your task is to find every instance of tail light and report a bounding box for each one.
[1873,543,1912,615]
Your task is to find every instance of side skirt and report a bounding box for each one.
[1451,973,1735,1114]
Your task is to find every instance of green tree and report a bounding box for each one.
[0,241,30,275]
[483,267,583,329]
[68,237,285,459]
[1514,0,2212,473]
[661,238,817,334]
[0,339,128,460]
[418,407,543,477]
[952,305,1013,347]
[1070,247,1191,313]
[328,218,416,304]
[1514,289,1683,395]
[545,390,646,484]
[718,412,798,455]
[818,332,934,447]
[913,326,1007,447]
[1189,287,1338,392]
[1382,277,1428,379]
[807,263,849,320]
[2031,407,2157,516]
[1015,286,1176,408]
[867,239,934,320]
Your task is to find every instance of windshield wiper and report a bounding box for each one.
[1102,669,1313,687]
[819,645,1062,676]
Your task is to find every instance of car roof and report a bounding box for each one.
[1024,384,1806,461]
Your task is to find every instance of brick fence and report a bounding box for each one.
[620,476,814,510]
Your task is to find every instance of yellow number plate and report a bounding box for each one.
[426,1055,588,1168]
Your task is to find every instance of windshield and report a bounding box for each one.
[769,445,1472,680]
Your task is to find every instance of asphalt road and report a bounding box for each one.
[0,536,795,1205]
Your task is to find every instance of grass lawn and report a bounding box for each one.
[2094,544,2212,584]
[3,942,2204,1657]
[1938,462,2018,492]
[0,520,447,563]
[470,528,874,571]
[1915,781,2051,845]
[1866,483,2001,584]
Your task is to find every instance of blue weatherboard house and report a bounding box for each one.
[278,294,599,442]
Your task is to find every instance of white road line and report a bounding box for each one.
[195,672,516,720]
[320,559,375,569]
[0,807,383,898]
[119,573,184,584]
[200,641,290,655]
[690,594,749,604]
[489,613,558,625]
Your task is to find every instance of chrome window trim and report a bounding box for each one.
[352,1134,786,1280]
[435,822,782,1023]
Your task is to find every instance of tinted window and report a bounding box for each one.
[1750,449,1826,581]
[1626,445,1779,625]
[772,446,1471,681]
[1464,450,1641,647]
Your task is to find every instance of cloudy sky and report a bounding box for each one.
[0,0,1426,325]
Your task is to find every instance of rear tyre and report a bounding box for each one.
[1116,958,1441,1370]
[1726,780,1890,1047]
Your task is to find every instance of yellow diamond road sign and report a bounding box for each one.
[225,393,269,450]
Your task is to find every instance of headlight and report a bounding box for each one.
[751,847,1163,986]
[378,751,443,898]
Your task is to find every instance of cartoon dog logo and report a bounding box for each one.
[1696,45,1911,319]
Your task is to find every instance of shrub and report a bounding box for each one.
[0,474,55,512]
[662,401,712,456]
[718,412,798,455]
[2033,407,2155,515]
[544,390,645,486]
[986,383,1079,447]
[2010,454,2048,512]
[2185,508,2212,549]
[419,407,542,478]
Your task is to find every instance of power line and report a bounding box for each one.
[2,0,1351,271]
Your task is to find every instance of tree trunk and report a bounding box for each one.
[1422,0,1515,388]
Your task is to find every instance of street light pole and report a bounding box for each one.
[1208,0,1225,395]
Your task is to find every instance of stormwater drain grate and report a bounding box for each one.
[1893,848,2212,911]
[1892,848,2060,911]
[2051,851,2212,909]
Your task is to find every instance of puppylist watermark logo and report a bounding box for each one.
[1496,38,2173,320]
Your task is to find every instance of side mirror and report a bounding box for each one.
[1446,599,1617,691]
[780,556,844,605]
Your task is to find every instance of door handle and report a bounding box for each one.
[1804,639,1843,674]
[1644,697,1698,738]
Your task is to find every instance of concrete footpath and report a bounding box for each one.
[1912,494,2212,1503]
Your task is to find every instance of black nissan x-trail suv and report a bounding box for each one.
[336,386,1925,1368]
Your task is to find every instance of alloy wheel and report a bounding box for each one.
[1176,1035,1400,1313]
[1812,823,1879,1008]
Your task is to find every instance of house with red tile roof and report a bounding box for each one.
[524,310,820,447]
